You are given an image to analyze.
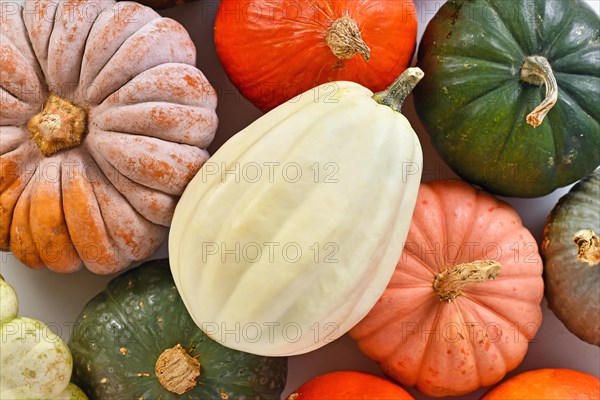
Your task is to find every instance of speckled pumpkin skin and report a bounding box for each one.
[1,0,218,274]
[542,169,600,346]
[69,259,288,400]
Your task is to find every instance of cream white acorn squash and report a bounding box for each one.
[169,69,424,356]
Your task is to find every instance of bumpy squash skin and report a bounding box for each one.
[69,260,287,400]
[481,368,600,400]
[542,169,600,346]
[414,0,600,197]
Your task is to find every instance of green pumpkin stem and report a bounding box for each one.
[433,260,501,302]
[155,344,200,395]
[373,68,424,113]
[574,229,600,266]
[520,55,558,127]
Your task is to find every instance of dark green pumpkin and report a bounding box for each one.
[69,259,287,400]
[414,0,600,197]
[542,168,600,346]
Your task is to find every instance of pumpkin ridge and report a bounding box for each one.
[82,5,157,75]
[493,89,531,163]
[85,18,196,106]
[451,300,488,388]
[5,166,39,257]
[414,299,448,387]
[73,7,115,93]
[26,2,59,78]
[460,293,538,342]
[431,80,517,131]
[83,17,161,105]
[455,299,512,386]
[452,187,484,258]
[385,297,439,376]
[556,83,598,123]
[542,13,576,60]
[545,8,597,62]
[407,193,444,274]
[482,0,528,57]
[391,254,438,283]
[437,55,513,73]
[86,164,158,262]
[550,45,600,69]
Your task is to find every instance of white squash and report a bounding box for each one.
[169,69,424,356]
[0,277,87,400]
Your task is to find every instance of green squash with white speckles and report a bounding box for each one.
[415,0,600,197]
[69,259,287,400]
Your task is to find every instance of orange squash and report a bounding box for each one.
[1,0,217,274]
[350,180,544,397]
[286,371,414,400]
[214,0,418,112]
[482,368,600,400]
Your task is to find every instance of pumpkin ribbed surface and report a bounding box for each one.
[1,0,218,274]
[350,180,544,397]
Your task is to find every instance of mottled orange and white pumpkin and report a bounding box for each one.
[1,0,218,273]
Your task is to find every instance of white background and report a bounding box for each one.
[1,0,599,399]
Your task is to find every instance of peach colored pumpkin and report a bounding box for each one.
[350,180,544,397]
[0,0,217,274]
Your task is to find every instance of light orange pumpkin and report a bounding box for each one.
[1,0,218,274]
[350,180,544,397]
[481,368,600,400]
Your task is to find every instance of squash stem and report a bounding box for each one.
[27,93,87,157]
[433,260,501,302]
[326,16,370,61]
[520,55,558,127]
[155,344,200,394]
[372,68,424,113]
[574,229,600,266]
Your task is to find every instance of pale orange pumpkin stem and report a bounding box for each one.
[433,260,501,302]
[573,229,600,266]
[154,344,201,395]
[326,15,371,61]
[520,55,558,128]
[27,94,87,157]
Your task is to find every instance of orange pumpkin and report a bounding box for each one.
[1,0,217,274]
[286,371,415,400]
[482,368,600,400]
[350,180,544,397]
[214,0,418,112]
